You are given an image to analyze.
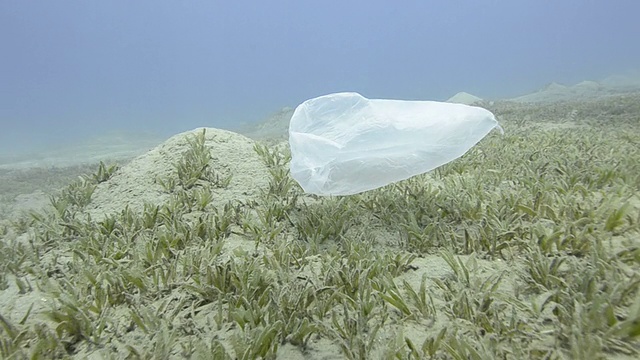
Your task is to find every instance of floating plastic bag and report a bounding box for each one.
[289,92,502,196]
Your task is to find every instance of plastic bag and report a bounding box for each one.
[289,92,502,196]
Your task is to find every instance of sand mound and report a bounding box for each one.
[446,91,483,105]
[87,127,270,217]
[237,107,294,141]
[510,76,640,103]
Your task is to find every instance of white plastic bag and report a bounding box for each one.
[289,92,502,196]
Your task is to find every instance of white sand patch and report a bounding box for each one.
[0,132,164,170]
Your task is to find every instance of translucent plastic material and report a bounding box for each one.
[289,92,502,196]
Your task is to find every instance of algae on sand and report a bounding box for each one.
[1,96,639,359]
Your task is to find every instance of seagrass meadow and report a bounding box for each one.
[1,94,639,359]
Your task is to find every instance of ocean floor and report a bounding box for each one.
[1,94,639,359]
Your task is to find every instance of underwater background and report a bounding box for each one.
[1,1,639,153]
[1,1,640,359]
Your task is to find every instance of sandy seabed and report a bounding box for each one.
[1,94,639,359]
